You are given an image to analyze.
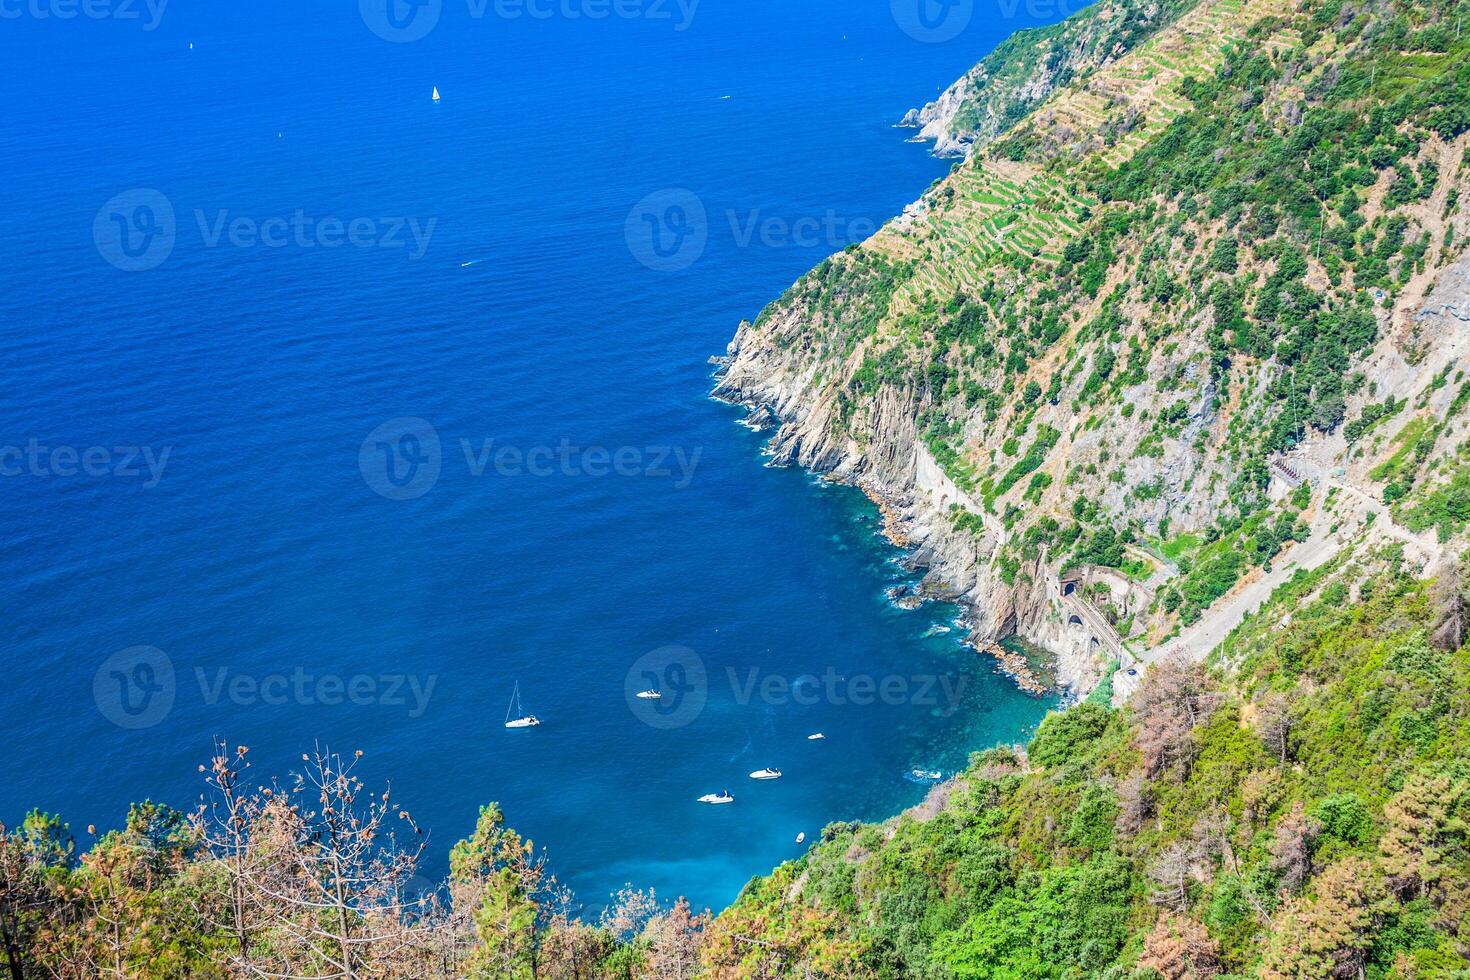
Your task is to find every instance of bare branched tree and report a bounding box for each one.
[1115,770,1155,837]
[1269,802,1321,895]
[600,886,659,948]
[1430,554,1468,651]
[1193,804,1239,876]
[1134,656,1221,778]
[1139,912,1222,980]
[1148,842,1205,914]
[192,742,429,980]
[640,897,708,980]
[1258,693,1297,766]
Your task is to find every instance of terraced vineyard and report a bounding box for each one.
[878,0,1291,310]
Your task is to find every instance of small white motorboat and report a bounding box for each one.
[504,681,540,729]
[807,733,825,741]
[912,769,942,781]
[749,768,782,780]
[795,832,806,844]
[698,791,735,805]
[636,690,662,700]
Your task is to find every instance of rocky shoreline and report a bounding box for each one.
[711,346,1068,700]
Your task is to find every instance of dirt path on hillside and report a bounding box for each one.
[1112,478,1442,701]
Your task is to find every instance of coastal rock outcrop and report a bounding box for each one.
[720,0,1470,700]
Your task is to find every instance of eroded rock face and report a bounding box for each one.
[899,84,977,160]
[719,338,1101,691]
[898,0,1192,161]
[719,0,1470,702]
[1417,252,1470,326]
[715,313,1063,690]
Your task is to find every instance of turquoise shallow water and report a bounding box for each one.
[0,0,1065,911]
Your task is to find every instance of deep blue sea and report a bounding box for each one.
[0,0,1069,911]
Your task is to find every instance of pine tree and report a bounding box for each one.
[1259,857,1388,980]
[1139,913,1221,980]
[1380,773,1467,899]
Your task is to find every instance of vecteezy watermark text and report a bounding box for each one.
[197,667,436,719]
[0,0,168,30]
[726,666,968,710]
[359,0,698,43]
[461,438,701,484]
[624,188,879,272]
[890,0,1091,44]
[93,188,437,272]
[1,440,170,487]
[359,417,703,500]
[623,647,971,730]
[481,0,697,24]
[195,211,436,259]
[93,647,437,729]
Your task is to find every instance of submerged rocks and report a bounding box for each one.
[983,644,1051,697]
[740,405,779,431]
[886,584,926,611]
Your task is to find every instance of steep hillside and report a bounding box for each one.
[716,0,1470,696]
[899,0,1196,158]
[706,549,1470,979]
[8,4,1470,978]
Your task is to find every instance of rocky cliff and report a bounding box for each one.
[898,0,1196,158]
[719,0,1470,697]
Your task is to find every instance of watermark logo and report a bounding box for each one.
[625,645,707,729]
[726,666,968,713]
[196,667,436,718]
[93,647,436,728]
[460,438,701,485]
[626,188,708,272]
[360,418,443,501]
[93,189,176,272]
[622,650,970,730]
[625,189,879,272]
[193,211,436,258]
[94,646,176,730]
[892,0,972,42]
[93,189,437,271]
[360,419,703,499]
[360,0,442,41]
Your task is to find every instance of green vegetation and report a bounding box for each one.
[14,557,1470,979]
[1396,447,1470,540]
[703,555,1470,978]
[1157,506,1310,625]
[930,0,1197,160]
[987,424,1061,507]
[14,0,1470,976]
[762,0,1470,642]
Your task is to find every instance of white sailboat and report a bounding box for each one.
[504,681,540,729]
[431,86,441,103]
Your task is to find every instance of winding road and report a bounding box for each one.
[1111,476,1443,702]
